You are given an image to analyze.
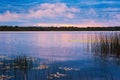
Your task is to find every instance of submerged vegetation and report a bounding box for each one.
[0,54,115,80]
[0,26,120,31]
[0,55,33,80]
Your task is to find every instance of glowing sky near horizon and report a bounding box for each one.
[0,0,120,27]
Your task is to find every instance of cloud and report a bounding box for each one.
[0,11,20,22]
[0,2,120,27]
[0,3,80,22]
[102,8,120,12]
[34,20,104,27]
[27,3,80,19]
[79,1,120,5]
[34,23,79,27]
[87,9,98,17]
[114,14,120,19]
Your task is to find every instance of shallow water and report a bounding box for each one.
[0,31,120,80]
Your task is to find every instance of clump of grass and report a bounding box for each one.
[0,55,34,80]
[91,32,120,59]
[13,55,34,80]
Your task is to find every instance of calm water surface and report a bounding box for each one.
[0,31,120,80]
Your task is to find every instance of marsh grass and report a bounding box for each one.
[0,55,34,80]
[90,32,120,59]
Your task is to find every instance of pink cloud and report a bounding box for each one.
[27,3,80,19]
[0,11,20,22]
[0,3,80,22]
[0,3,120,27]
[34,20,104,27]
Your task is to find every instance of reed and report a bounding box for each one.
[91,32,120,59]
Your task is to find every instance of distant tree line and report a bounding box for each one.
[0,26,120,31]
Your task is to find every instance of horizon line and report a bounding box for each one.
[0,25,120,28]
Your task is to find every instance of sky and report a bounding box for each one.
[0,0,120,27]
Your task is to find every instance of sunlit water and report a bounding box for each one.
[0,31,120,80]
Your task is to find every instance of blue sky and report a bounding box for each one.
[0,0,120,27]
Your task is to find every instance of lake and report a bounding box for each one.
[0,31,120,80]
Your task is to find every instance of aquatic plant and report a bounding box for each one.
[91,32,120,59]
